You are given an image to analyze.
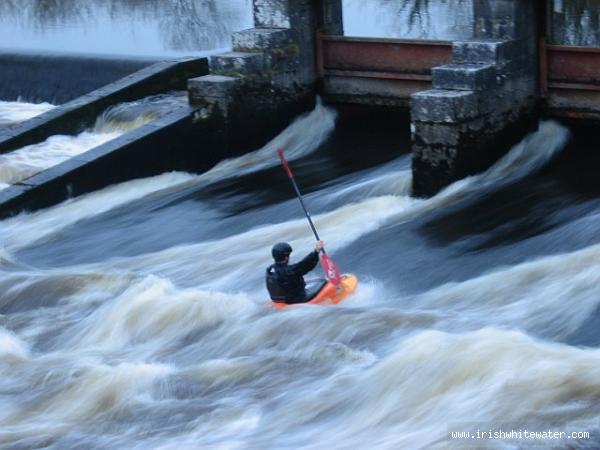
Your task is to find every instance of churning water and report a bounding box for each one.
[0,94,187,190]
[0,101,599,449]
[0,100,55,127]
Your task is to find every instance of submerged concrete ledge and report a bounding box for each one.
[0,104,225,219]
[0,57,209,155]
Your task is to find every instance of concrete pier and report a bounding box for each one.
[410,0,539,196]
[188,0,342,152]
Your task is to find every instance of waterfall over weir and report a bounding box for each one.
[0,100,55,127]
[0,94,187,190]
[0,101,599,449]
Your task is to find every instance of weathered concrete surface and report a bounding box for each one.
[411,0,539,197]
[473,0,536,40]
[0,58,208,156]
[0,104,226,219]
[210,52,265,76]
[317,0,344,34]
[0,50,159,104]
[189,73,314,152]
[188,0,340,153]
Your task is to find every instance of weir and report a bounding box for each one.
[0,58,208,155]
[0,58,212,218]
[0,51,160,104]
[2,0,600,218]
[191,0,600,197]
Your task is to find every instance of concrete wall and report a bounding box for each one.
[411,0,539,196]
[0,51,159,104]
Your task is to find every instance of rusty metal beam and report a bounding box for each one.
[547,44,600,85]
[319,35,452,76]
[323,69,432,81]
[548,82,600,92]
[541,43,600,119]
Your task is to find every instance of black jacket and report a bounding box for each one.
[266,251,320,303]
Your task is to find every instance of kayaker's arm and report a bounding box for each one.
[289,250,319,276]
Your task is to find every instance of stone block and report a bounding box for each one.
[453,38,534,66]
[412,144,458,169]
[477,75,536,116]
[433,63,497,91]
[413,122,462,147]
[210,52,265,75]
[254,0,291,28]
[188,75,242,105]
[232,28,293,52]
[411,89,479,123]
[319,0,344,35]
[473,0,536,40]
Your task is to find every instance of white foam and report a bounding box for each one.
[0,100,55,126]
[0,328,29,363]
[0,130,121,186]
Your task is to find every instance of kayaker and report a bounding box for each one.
[266,240,324,304]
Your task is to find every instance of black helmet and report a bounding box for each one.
[272,242,292,261]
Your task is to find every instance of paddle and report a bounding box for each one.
[277,149,342,286]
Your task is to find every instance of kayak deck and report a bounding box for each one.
[271,274,358,309]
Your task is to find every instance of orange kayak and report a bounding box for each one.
[271,274,358,309]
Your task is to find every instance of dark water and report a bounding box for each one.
[1,102,599,449]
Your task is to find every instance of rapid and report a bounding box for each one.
[0,94,186,190]
[0,101,599,449]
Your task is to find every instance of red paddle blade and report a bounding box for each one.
[320,252,342,286]
[277,149,293,178]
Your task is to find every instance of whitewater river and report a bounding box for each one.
[0,101,599,449]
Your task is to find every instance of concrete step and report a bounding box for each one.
[210,52,265,75]
[432,63,497,91]
[188,75,241,103]
[232,28,293,52]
